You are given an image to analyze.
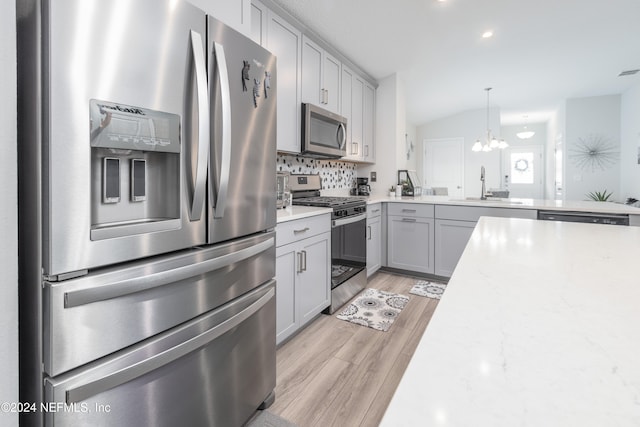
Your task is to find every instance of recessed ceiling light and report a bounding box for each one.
[482,30,493,39]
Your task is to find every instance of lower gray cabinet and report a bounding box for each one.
[366,203,382,277]
[432,205,537,277]
[275,215,331,345]
[434,219,476,277]
[387,215,434,274]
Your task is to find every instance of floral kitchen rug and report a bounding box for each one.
[409,280,447,299]
[336,288,409,332]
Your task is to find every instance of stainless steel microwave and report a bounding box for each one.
[302,103,347,159]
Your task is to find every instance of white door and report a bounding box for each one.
[502,145,544,199]
[424,138,464,198]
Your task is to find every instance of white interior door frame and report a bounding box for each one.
[423,137,465,198]
[501,144,544,199]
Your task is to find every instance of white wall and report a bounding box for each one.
[620,82,640,201]
[417,107,502,198]
[358,73,411,196]
[564,95,621,201]
[405,122,417,171]
[1,2,18,426]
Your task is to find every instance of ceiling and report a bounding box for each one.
[269,0,640,126]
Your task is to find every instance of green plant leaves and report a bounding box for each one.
[586,190,613,201]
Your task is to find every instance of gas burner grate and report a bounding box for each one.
[292,196,366,208]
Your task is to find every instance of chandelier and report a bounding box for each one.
[472,87,508,152]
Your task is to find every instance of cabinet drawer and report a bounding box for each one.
[435,205,537,222]
[276,213,331,247]
[387,203,434,218]
[367,203,382,219]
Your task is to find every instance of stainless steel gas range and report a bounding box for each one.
[290,175,367,313]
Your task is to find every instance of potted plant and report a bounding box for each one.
[586,190,613,202]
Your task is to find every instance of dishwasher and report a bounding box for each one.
[538,210,629,226]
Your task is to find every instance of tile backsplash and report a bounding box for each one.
[277,154,356,190]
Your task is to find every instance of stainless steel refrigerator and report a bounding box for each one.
[17,0,277,425]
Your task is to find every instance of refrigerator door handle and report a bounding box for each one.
[212,41,231,219]
[64,237,274,308]
[63,286,275,404]
[189,30,210,221]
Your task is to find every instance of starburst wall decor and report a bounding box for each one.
[569,134,619,172]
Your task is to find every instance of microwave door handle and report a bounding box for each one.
[189,30,209,221]
[212,41,232,219]
[338,123,346,150]
[63,286,275,404]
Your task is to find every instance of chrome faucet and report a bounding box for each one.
[480,166,487,200]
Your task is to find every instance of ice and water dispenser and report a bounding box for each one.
[90,100,181,240]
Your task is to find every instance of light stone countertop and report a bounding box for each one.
[364,195,640,215]
[381,217,640,427]
[276,205,332,224]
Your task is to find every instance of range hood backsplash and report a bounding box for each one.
[277,154,356,190]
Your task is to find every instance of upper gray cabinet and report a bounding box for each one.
[252,0,302,154]
[363,83,375,163]
[342,66,375,163]
[301,36,341,115]
[250,0,375,157]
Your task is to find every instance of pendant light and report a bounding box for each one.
[516,115,535,139]
[472,87,508,152]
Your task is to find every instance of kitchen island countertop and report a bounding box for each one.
[381,216,640,426]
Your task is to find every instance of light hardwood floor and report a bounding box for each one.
[269,272,440,427]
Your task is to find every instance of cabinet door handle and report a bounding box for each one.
[293,227,310,234]
[401,209,416,213]
[297,252,303,273]
[402,218,416,222]
[367,225,372,240]
[371,209,380,213]
[352,142,359,155]
[364,145,369,157]
[301,250,307,272]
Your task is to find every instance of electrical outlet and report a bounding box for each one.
[370,171,377,182]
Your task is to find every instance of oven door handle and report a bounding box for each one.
[332,213,366,228]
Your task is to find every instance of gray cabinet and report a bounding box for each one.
[362,83,375,163]
[267,13,303,154]
[366,203,382,277]
[434,219,475,277]
[298,233,331,325]
[252,1,302,154]
[301,36,341,114]
[387,203,435,274]
[275,214,331,345]
[251,1,377,155]
[341,66,376,163]
[433,205,537,277]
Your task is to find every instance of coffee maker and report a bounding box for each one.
[355,177,371,196]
